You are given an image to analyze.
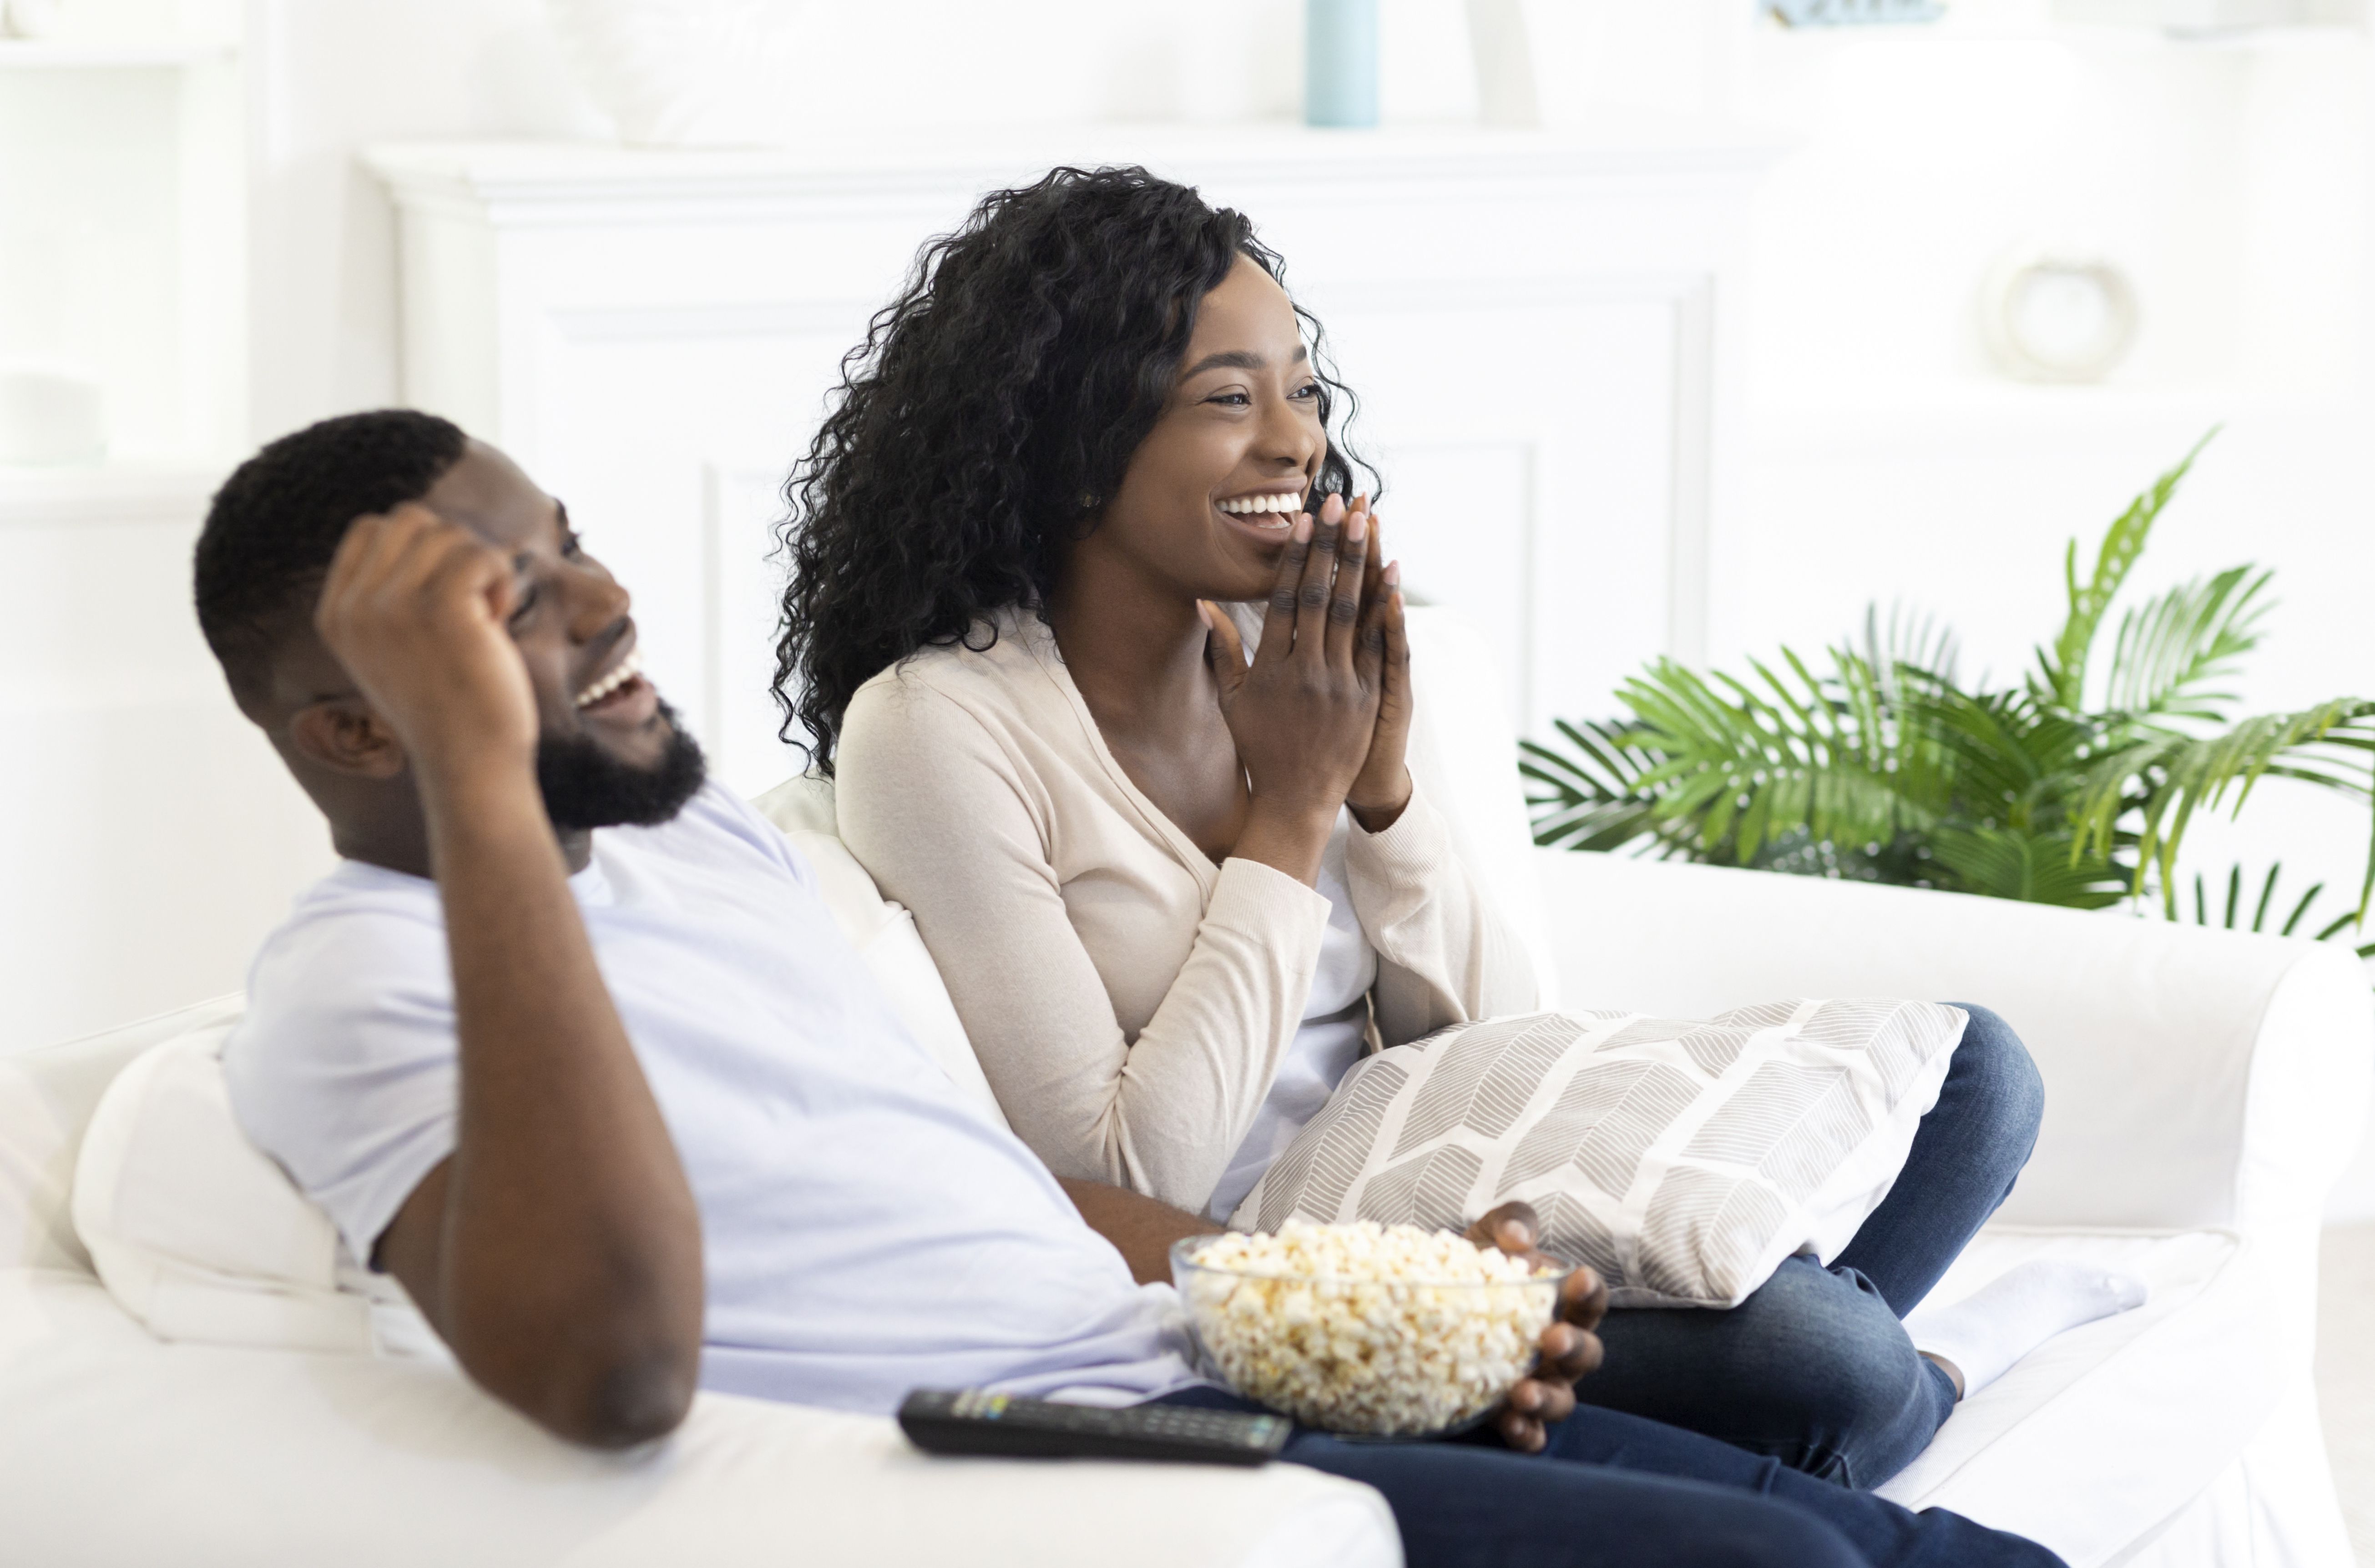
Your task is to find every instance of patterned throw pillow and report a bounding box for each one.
[1228,1000,1967,1308]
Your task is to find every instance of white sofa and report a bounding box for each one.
[2,609,2368,1568]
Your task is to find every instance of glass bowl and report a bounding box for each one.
[1169,1231,1566,1438]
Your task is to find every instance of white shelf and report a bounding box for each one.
[0,460,228,528]
[0,38,236,69]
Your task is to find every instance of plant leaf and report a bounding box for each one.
[2035,429,2216,712]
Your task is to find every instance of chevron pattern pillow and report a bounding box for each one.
[1228,1000,1968,1308]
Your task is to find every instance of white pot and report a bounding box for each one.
[544,0,802,147]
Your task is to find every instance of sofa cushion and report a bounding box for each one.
[71,1023,383,1352]
[0,994,245,1276]
[1233,1000,1963,1307]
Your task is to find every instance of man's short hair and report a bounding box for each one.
[194,409,468,705]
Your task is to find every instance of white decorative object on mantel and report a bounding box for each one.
[1980,243,2140,384]
[364,128,1775,789]
[544,0,806,146]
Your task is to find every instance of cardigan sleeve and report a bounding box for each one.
[835,674,1333,1211]
[1344,778,1540,1046]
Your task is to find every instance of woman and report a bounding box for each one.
[774,166,2072,1488]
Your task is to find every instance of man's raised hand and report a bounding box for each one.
[313,502,538,771]
[1466,1200,1611,1454]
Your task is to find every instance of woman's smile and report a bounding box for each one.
[1214,484,1307,539]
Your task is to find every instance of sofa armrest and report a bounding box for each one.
[1539,850,2375,1234]
[0,1270,1398,1568]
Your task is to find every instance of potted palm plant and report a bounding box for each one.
[1521,435,2375,948]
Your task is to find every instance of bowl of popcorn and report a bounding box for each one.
[1170,1219,1566,1438]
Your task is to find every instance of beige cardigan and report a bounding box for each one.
[835,606,1538,1211]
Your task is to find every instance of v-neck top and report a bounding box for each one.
[835,605,1537,1212]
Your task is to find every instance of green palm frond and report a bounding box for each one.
[1519,719,1675,853]
[1858,602,1962,698]
[2176,862,2375,956]
[2103,565,2270,723]
[1614,653,1924,864]
[2035,429,2216,712]
[2072,699,2375,910]
[1926,827,2130,909]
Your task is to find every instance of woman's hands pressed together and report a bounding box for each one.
[1201,492,1413,886]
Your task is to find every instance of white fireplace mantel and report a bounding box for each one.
[365,125,1777,793]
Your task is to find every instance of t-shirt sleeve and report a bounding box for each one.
[222,898,461,1269]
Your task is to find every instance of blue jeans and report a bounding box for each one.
[1572,1003,2046,1487]
[1158,1384,2063,1568]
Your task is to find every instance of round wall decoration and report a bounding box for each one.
[1980,244,2141,384]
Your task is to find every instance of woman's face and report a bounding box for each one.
[1086,255,1328,604]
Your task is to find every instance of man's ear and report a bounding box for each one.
[287,698,408,780]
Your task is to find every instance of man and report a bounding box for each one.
[198,410,2061,1568]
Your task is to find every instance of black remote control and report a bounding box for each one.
[897,1389,1291,1466]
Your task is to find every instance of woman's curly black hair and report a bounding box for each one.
[771,164,1371,773]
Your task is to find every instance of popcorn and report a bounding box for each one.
[1174,1219,1561,1436]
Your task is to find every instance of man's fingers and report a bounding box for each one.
[1496,1407,1547,1453]
[1256,513,1315,665]
[1560,1264,1611,1332]
[1324,496,1370,668]
[1511,1374,1577,1426]
[318,504,511,650]
[1467,1200,1542,1255]
[1540,1319,1603,1382]
[1201,601,1249,698]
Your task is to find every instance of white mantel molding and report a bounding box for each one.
[363,123,1783,228]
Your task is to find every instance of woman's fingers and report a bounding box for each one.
[1255,512,1316,666]
[1354,552,1391,688]
[1289,493,1345,665]
[1201,600,1249,701]
[1324,496,1370,670]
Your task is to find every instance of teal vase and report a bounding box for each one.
[1304,0,1380,129]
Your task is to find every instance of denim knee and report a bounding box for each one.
[1699,1260,1945,1486]
[1942,1002,2045,1163]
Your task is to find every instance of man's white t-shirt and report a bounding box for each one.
[224,782,1199,1416]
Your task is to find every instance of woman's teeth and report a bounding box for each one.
[1217,492,1304,525]
[574,650,643,708]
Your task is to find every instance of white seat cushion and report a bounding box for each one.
[1877,1225,2273,1567]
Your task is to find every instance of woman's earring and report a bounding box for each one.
[1079,492,1101,513]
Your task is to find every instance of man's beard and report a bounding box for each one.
[535,698,708,832]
